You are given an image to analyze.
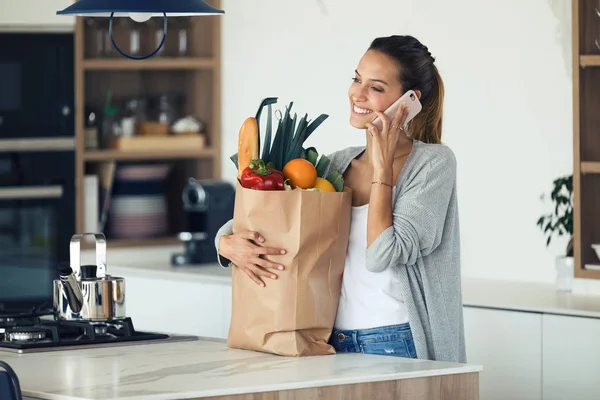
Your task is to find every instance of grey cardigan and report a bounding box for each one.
[214,139,467,363]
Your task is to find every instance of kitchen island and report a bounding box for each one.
[2,337,481,400]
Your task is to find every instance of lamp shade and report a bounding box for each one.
[56,0,224,17]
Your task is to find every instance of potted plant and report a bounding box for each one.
[536,174,573,291]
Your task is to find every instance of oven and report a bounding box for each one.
[0,139,75,313]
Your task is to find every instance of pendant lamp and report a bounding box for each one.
[57,0,224,60]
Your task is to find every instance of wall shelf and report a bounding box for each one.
[82,57,215,71]
[83,148,215,161]
[579,55,600,67]
[74,1,222,249]
[581,161,600,174]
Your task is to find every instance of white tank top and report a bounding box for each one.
[334,203,409,330]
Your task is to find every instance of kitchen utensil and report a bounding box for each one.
[53,233,126,321]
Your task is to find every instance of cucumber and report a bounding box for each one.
[305,147,319,166]
[326,170,345,192]
[315,154,330,178]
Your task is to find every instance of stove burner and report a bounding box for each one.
[75,323,117,340]
[0,317,170,352]
[94,324,108,336]
[6,329,47,342]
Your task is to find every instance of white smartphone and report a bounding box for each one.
[372,89,422,131]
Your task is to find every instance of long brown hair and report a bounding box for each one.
[369,35,445,144]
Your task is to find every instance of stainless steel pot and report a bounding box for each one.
[53,233,126,321]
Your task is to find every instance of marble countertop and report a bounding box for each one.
[462,277,600,318]
[96,246,600,319]
[2,338,481,400]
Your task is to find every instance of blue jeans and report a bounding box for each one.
[329,323,418,358]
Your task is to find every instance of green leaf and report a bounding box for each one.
[305,147,319,166]
[261,103,274,161]
[287,114,308,162]
[316,154,331,178]
[282,112,297,166]
[304,114,329,143]
[255,97,279,159]
[536,216,545,227]
[267,120,284,170]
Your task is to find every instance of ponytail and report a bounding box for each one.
[410,66,444,144]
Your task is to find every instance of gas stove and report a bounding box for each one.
[0,308,197,354]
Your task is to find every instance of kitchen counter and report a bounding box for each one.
[101,246,600,320]
[2,337,481,400]
[462,277,600,319]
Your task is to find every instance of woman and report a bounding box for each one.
[215,35,466,364]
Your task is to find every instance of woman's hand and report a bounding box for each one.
[365,102,410,180]
[219,231,286,287]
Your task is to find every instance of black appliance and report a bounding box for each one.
[0,309,196,354]
[0,32,74,139]
[0,145,75,314]
[171,179,235,266]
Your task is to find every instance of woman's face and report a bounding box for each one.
[348,50,403,129]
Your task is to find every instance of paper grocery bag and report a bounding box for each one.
[228,181,352,356]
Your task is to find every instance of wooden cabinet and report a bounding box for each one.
[0,0,74,29]
[463,307,542,400]
[73,2,223,249]
[542,314,600,400]
[573,0,600,278]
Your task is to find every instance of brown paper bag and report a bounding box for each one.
[228,181,352,356]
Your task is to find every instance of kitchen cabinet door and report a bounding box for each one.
[124,276,232,339]
[542,314,600,400]
[463,306,542,400]
[0,0,74,29]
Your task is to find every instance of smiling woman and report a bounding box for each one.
[215,35,465,364]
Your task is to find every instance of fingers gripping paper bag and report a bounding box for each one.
[228,98,352,356]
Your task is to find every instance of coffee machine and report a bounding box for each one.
[171,178,235,266]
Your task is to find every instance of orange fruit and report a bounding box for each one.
[283,158,317,189]
[313,177,336,192]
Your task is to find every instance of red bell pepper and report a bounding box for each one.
[240,159,285,191]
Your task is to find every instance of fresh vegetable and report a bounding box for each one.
[230,97,347,192]
[230,98,329,173]
[283,158,317,189]
[313,177,336,192]
[325,170,345,193]
[299,146,344,192]
[315,154,330,178]
[236,117,259,179]
[305,147,319,166]
[240,159,285,191]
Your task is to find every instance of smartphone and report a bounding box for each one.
[372,89,422,131]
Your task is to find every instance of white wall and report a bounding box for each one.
[221,0,574,284]
[0,0,74,30]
